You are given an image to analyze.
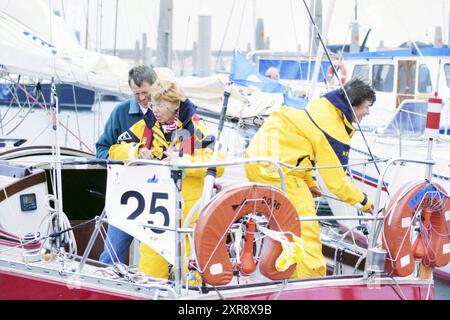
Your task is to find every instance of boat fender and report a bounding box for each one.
[238,218,257,276]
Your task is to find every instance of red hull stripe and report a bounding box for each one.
[0,270,433,300]
[0,271,141,300]
[347,171,388,192]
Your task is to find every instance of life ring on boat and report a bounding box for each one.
[382,180,450,277]
[194,183,301,286]
[326,61,347,86]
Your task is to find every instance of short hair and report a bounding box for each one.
[341,78,376,107]
[265,67,280,80]
[128,65,158,87]
[150,80,186,112]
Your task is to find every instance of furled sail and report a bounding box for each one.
[0,0,284,119]
[0,0,131,96]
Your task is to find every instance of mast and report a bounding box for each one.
[96,0,103,52]
[255,18,265,50]
[350,0,359,53]
[308,0,322,56]
[196,5,212,76]
[113,0,119,56]
[156,0,173,68]
[85,0,90,49]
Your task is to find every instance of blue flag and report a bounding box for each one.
[229,50,308,109]
[282,92,307,110]
[229,50,285,93]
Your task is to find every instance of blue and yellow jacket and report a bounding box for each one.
[245,89,371,211]
[109,100,224,202]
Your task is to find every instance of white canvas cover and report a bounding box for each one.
[0,0,282,119]
[0,0,131,96]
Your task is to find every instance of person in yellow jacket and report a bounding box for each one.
[245,78,375,278]
[109,79,224,280]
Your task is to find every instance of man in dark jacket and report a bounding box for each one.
[96,65,157,264]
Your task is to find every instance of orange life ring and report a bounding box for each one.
[194,183,301,286]
[326,61,347,86]
[382,180,450,277]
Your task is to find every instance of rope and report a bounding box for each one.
[300,0,390,198]
[5,75,94,153]
[71,85,83,151]
[234,0,248,48]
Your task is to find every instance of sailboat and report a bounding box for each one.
[0,0,448,300]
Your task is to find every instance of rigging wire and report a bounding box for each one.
[180,15,192,77]
[6,75,94,153]
[389,0,423,57]
[235,0,248,49]
[290,0,307,81]
[5,101,36,136]
[215,0,237,72]
[300,0,390,198]
[0,79,26,127]
[82,0,90,49]
[71,85,83,150]
[306,0,316,82]
[60,0,66,20]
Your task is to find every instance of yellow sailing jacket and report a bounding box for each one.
[109,100,224,201]
[245,89,372,211]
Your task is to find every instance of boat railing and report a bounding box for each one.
[368,157,435,250]
[76,155,434,289]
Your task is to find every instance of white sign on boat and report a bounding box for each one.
[105,165,177,264]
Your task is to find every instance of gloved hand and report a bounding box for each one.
[359,193,373,213]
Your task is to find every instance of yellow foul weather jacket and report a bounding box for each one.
[109,100,224,202]
[245,89,372,278]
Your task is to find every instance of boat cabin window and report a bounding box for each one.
[418,64,432,93]
[398,63,416,95]
[444,63,450,88]
[372,64,394,92]
[381,101,427,137]
[351,64,369,82]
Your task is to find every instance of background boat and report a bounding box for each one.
[0,81,95,110]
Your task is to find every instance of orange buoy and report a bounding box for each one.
[326,60,348,86]
[194,183,301,286]
[382,180,450,277]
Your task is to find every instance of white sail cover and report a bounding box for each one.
[180,74,284,119]
[0,0,131,96]
[0,0,282,119]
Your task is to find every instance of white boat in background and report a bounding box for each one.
[342,47,450,131]
[317,47,450,280]
[224,46,450,281]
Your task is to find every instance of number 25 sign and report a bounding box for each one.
[105,165,177,265]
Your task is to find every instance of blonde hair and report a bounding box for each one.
[150,80,186,112]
